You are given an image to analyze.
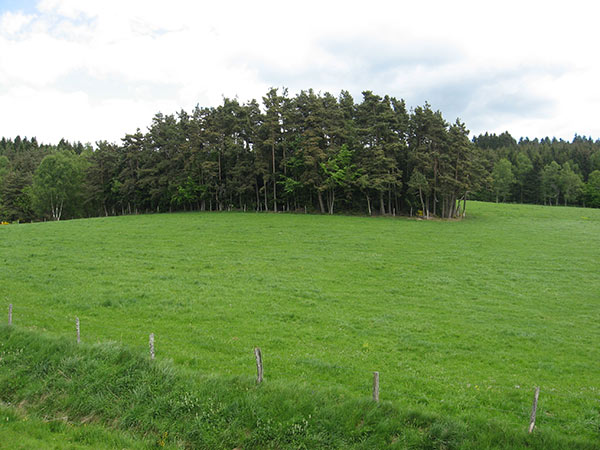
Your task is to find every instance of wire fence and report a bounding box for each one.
[4,302,599,434]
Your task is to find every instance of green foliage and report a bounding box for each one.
[491,158,515,202]
[590,150,600,172]
[407,103,475,218]
[472,132,600,206]
[472,131,517,149]
[0,89,490,222]
[3,95,600,224]
[559,162,583,206]
[541,161,561,205]
[514,152,533,203]
[0,171,34,222]
[320,144,360,214]
[407,169,428,215]
[172,177,203,207]
[32,152,86,220]
[0,155,9,180]
[583,170,600,207]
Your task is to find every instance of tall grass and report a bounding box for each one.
[0,402,156,449]
[1,326,595,449]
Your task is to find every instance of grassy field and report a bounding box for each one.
[0,402,160,449]
[1,202,599,447]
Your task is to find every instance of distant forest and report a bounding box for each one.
[1,88,600,223]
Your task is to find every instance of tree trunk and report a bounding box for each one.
[379,191,385,215]
[418,188,425,217]
[272,141,277,212]
[328,189,335,215]
[366,194,372,216]
[433,159,438,216]
[520,186,524,204]
[264,181,268,212]
[317,191,325,214]
[255,181,260,211]
[58,199,63,221]
[218,151,222,183]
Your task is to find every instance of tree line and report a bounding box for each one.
[475,132,600,207]
[1,89,599,223]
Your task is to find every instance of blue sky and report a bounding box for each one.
[0,0,36,13]
[1,0,599,145]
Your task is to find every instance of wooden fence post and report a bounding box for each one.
[254,347,263,383]
[373,371,380,402]
[149,333,155,360]
[76,317,80,344]
[528,386,540,433]
[8,304,12,325]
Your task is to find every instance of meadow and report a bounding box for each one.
[0,402,158,449]
[1,202,599,448]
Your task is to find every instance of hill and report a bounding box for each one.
[1,202,599,447]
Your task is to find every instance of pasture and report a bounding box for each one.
[1,202,599,447]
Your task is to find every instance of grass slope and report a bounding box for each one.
[1,202,599,447]
[0,403,156,449]
[0,326,594,449]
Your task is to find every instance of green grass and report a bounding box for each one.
[0,326,593,449]
[0,402,159,449]
[1,202,599,447]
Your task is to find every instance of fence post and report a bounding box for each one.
[8,304,12,325]
[528,386,540,433]
[254,347,263,383]
[149,333,155,360]
[76,317,80,343]
[373,371,380,402]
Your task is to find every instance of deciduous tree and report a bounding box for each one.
[491,158,515,203]
[32,152,85,220]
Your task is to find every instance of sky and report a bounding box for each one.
[1,0,599,145]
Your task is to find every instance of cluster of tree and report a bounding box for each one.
[0,89,483,222]
[0,137,90,222]
[475,132,600,207]
[1,89,600,223]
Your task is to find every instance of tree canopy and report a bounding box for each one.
[1,89,599,223]
[31,152,85,221]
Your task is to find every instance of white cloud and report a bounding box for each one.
[0,85,179,144]
[1,0,599,143]
[0,11,34,35]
